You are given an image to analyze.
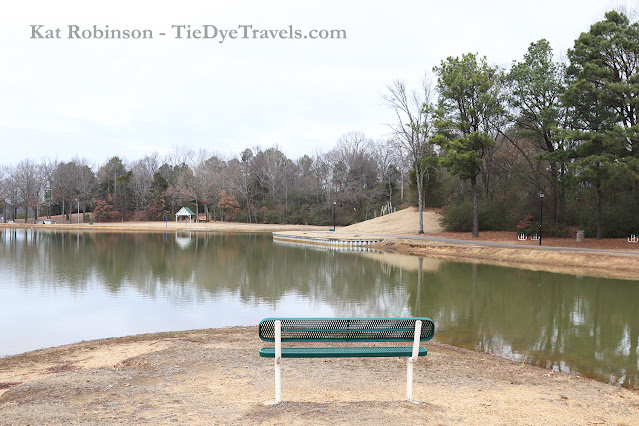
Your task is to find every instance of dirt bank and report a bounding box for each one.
[1,327,638,425]
[374,235,639,280]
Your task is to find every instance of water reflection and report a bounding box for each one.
[411,261,639,388]
[0,229,638,388]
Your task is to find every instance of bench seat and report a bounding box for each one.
[260,346,427,358]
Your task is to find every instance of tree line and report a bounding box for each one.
[1,10,638,238]
[0,135,404,227]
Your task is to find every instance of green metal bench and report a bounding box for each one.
[258,317,435,403]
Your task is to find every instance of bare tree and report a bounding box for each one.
[226,150,259,223]
[73,157,97,221]
[383,78,435,233]
[325,132,380,219]
[184,149,222,222]
[194,152,226,221]
[0,165,8,221]
[131,154,159,215]
[52,162,79,222]
[4,168,20,222]
[254,146,288,220]
[167,147,197,218]
[40,158,59,219]
[15,159,43,223]
[372,138,401,208]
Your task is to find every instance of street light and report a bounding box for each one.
[332,201,337,231]
[539,191,545,246]
[76,199,80,224]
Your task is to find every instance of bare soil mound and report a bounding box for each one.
[340,207,443,234]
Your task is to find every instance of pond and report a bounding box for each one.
[1,229,638,388]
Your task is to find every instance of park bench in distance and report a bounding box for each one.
[517,232,539,241]
[258,317,435,403]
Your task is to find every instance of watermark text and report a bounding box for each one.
[30,24,347,43]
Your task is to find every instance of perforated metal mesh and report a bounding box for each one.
[259,318,434,342]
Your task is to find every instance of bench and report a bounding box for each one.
[258,317,435,403]
[517,232,539,241]
[629,233,638,243]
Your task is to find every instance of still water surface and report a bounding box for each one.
[1,229,638,387]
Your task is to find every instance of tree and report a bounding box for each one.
[383,78,435,234]
[97,156,126,199]
[254,146,289,220]
[0,165,7,220]
[52,162,79,222]
[565,131,619,239]
[217,190,240,221]
[73,157,96,222]
[566,10,639,148]
[146,172,169,221]
[507,39,571,221]
[324,132,380,220]
[3,168,19,221]
[162,162,194,215]
[563,10,639,238]
[93,194,115,222]
[40,158,59,219]
[227,149,260,223]
[131,154,159,216]
[197,154,226,222]
[372,139,401,209]
[433,53,504,237]
[14,159,43,223]
[146,195,169,221]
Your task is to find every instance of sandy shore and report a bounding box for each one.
[0,220,327,233]
[374,236,639,280]
[1,327,638,425]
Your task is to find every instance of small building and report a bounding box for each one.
[175,207,196,223]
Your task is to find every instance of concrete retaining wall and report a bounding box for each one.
[272,233,385,251]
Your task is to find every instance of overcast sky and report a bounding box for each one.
[1,0,635,166]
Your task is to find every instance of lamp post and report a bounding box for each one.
[332,201,337,231]
[539,191,545,246]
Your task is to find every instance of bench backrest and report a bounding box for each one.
[259,318,434,343]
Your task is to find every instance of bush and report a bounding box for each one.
[441,200,473,232]
[441,192,576,237]
[541,221,572,238]
[576,196,639,238]
[441,199,516,232]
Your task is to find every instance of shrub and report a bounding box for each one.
[441,199,516,232]
[576,196,639,238]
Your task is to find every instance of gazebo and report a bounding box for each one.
[175,207,196,223]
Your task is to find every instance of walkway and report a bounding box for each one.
[284,230,639,257]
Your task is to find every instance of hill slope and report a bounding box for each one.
[340,207,442,234]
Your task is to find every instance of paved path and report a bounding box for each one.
[292,231,639,256]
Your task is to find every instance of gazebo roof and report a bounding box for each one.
[175,207,195,216]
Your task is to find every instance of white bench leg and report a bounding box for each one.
[406,320,422,402]
[275,320,282,403]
